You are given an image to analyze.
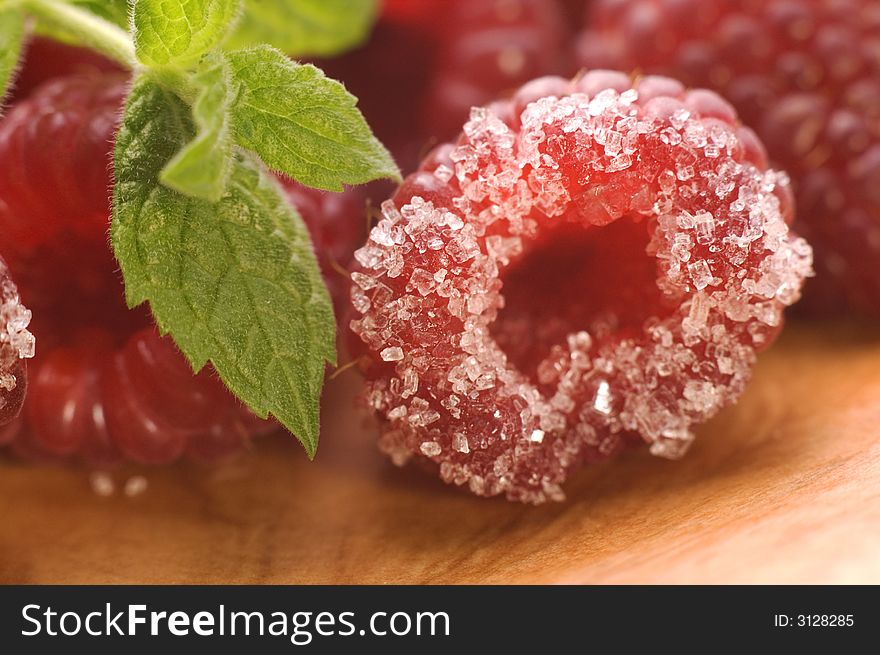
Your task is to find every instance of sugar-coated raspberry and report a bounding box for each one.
[576,0,880,315]
[349,72,813,503]
[0,256,34,429]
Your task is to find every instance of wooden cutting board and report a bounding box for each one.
[1,320,878,584]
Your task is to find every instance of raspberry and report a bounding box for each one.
[0,74,366,464]
[576,0,880,315]
[381,0,446,26]
[322,0,567,172]
[349,72,813,503]
[0,75,365,464]
[422,0,568,142]
[555,0,591,25]
[9,37,121,103]
[0,256,34,430]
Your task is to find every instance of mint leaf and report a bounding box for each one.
[133,0,241,67]
[113,76,335,457]
[228,0,378,57]
[227,46,399,191]
[0,8,24,105]
[160,56,234,201]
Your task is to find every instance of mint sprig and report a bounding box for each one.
[114,78,335,456]
[33,0,378,59]
[5,0,400,457]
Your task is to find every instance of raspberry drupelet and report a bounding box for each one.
[576,0,880,315]
[349,72,813,503]
[0,257,34,430]
[0,74,362,465]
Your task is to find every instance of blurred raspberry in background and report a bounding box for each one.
[322,0,570,173]
[9,38,122,102]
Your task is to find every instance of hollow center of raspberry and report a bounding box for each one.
[10,231,152,350]
[491,216,670,387]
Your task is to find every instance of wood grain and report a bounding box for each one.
[1,320,879,584]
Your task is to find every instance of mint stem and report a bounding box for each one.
[24,0,136,69]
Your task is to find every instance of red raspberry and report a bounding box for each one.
[322,0,567,172]
[0,74,273,464]
[349,72,813,503]
[381,0,446,26]
[422,0,569,142]
[555,0,591,25]
[576,0,880,315]
[0,74,361,464]
[0,256,33,430]
[10,37,122,103]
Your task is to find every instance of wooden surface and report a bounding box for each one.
[1,320,879,584]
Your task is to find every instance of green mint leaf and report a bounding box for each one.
[228,0,378,57]
[227,46,400,191]
[133,0,241,67]
[160,56,234,201]
[0,8,24,105]
[112,76,335,457]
